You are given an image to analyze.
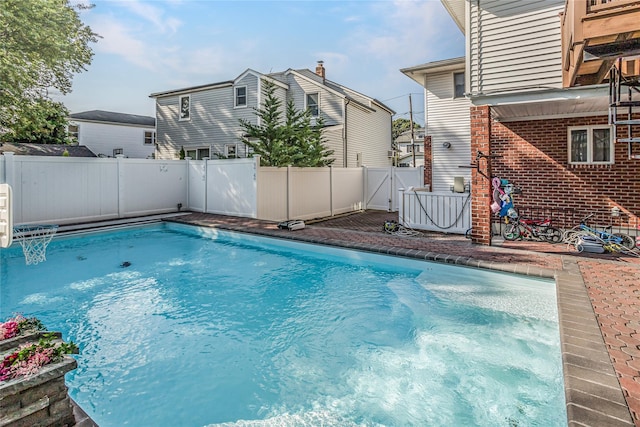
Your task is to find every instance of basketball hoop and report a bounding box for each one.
[13,225,58,265]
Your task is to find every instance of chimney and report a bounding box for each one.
[315,60,325,81]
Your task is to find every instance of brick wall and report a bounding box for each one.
[423,135,432,188]
[490,114,640,229]
[470,105,493,245]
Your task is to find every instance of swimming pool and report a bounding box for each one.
[0,223,567,426]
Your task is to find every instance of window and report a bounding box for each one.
[306,93,319,117]
[225,144,237,158]
[453,72,465,98]
[113,148,124,157]
[568,126,614,164]
[185,148,210,160]
[68,124,79,142]
[179,95,190,121]
[144,131,155,145]
[235,86,247,108]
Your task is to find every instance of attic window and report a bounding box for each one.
[453,72,465,98]
[179,95,190,121]
[306,93,319,117]
[235,86,247,108]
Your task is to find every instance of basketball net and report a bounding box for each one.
[13,225,58,265]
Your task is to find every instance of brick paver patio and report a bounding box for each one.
[167,210,640,427]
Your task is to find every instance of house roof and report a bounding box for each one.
[440,0,465,33]
[149,81,234,98]
[0,143,97,157]
[401,57,465,85]
[395,128,426,143]
[70,110,155,127]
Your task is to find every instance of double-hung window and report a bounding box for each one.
[144,131,155,145]
[235,86,247,108]
[306,93,319,117]
[568,126,614,164]
[453,72,465,98]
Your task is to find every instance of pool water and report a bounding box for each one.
[0,223,567,427]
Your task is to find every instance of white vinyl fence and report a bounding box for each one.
[398,188,471,234]
[0,152,424,226]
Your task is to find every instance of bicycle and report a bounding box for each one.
[562,214,636,254]
[502,215,562,243]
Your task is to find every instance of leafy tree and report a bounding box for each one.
[392,118,422,142]
[0,0,98,140]
[2,99,71,144]
[239,80,334,167]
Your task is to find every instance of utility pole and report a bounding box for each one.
[409,94,416,167]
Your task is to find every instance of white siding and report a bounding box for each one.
[345,103,392,168]
[468,0,564,95]
[74,121,155,159]
[286,74,343,126]
[426,71,472,192]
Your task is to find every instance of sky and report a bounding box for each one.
[55,0,465,126]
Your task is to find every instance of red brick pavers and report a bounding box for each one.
[580,260,640,425]
[168,210,640,425]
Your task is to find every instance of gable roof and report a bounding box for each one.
[284,69,395,115]
[401,57,465,85]
[0,143,97,157]
[149,81,234,98]
[70,110,155,127]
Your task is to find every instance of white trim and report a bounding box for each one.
[567,125,614,165]
[179,95,191,121]
[234,85,247,108]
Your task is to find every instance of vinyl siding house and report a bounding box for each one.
[403,0,640,245]
[394,128,426,167]
[150,63,395,167]
[401,57,471,189]
[68,110,156,159]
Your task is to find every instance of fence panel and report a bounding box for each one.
[0,156,5,183]
[13,156,119,225]
[399,190,471,234]
[205,158,257,218]
[331,168,363,215]
[289,167,332,220]
[366,167,392,211]
[392,167,424,211]
[187,160,206,212]
[120,158,188,217]
[256,167,288,221]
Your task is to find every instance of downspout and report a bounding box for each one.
[343,98,349,167]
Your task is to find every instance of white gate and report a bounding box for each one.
[398,189,471,234]
[365,167,424,212]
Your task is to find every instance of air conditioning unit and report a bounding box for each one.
[387,150,395,158]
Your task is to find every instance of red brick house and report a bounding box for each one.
[403,0,640,244]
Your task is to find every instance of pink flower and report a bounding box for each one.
[0,321,19,340]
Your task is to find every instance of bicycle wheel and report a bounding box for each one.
[562,229,582,245]
[502,222,521,240]
[613,233,635,250]
[542,227,563,243]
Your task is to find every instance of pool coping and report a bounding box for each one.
[164,216,635,427]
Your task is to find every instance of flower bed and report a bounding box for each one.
[0,315,80,427]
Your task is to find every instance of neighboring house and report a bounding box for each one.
[68,110,156,159]
[149,62,395,167]
[394,128,426,167]
[0,143,96,157]
[402,0,640,244]
[401,57,470,186]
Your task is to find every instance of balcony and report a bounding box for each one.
[561,0,640,87]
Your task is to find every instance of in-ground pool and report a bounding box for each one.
[0,223,567,427]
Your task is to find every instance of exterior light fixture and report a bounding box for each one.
[442,142,452,149]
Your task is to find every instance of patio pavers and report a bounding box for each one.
[167,210,640,427]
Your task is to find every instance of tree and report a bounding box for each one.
[0,0,98,141]
[239,80,334,167]
[2,98,71,144]
[392,118,422,142]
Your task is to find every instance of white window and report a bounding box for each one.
[568,126,614,164]
[68,124,79,142]
[225,144,237,158]
[453,72,465,98]
[235,86,247,108]
[113,148,124,157]
[179,95,190,121]
[144,131,155,145]
[186,147,210,160]
[306,93,319,117]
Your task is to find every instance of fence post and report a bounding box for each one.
[116,155,125,218]
[286,165,292,221]
[329,166,334,217]
[362,165,368,210]
[3,152,15,189]
[398,188,405,225]
[253,156,260,219]
[389,166,394,212]
[203,159,208,213]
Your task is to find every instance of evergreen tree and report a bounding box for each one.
[239,80,334,167]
